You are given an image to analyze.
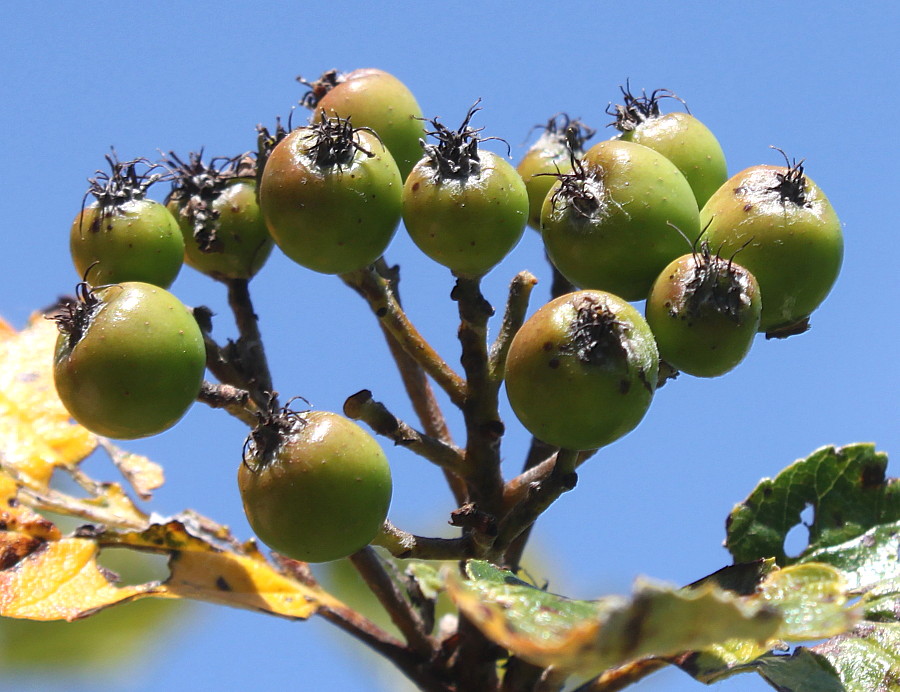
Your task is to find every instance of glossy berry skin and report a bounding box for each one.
[700,164,843,333]
[541,140,700,301]
[646,250,761,377]
[259,124,402,274]
[169,178,273,281]
[505,290,659,451]
[71,199,184,288]
[238,410,392,563]
[618,112,727,209]
[53,282,206,439]
[310,68,425,181]
[403,150,529,277]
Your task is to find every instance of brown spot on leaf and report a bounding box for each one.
[861,463,885,488]
[0,533,43,569]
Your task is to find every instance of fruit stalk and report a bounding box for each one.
[488,271,538,379]
[196,381,256,427]
[492,448,580,559]
[341,265,466,406]
[372,520,473,560]
[225,278,275,408]
[454,275,506,517]
[343,389,468,474]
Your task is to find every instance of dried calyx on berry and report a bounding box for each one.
[532,113,596,154]
[606,83,688,132]
[242,394,309,469]
[81,152,168,231]
[297,69,344,109]
[419,100,508,180]
[164,151,255,253]
[681,239,755,322]
[303,113,376,168]
[48,278,101,348]
[563,293,654,392]
[547,153,604,220]
[767,146,808,206]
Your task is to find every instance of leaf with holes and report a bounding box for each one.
[726,443,899,565]
[678,444,899,690]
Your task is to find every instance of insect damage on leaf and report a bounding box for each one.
[726,443,899,565]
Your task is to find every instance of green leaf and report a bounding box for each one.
[800,520,900,591]
[446,560,781,675]
[682,444,900,690]
[726,444,899,565]
[751,623,900,691]
[677,562,858,684]
[861,578,900,622]
[746,648,845,692]
[756,563,857,641]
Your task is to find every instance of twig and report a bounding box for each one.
[571,658,669,692]
[197,381,257,427]
[349,546,434,657]
[373,520,473,561]
[343,390,469,475]
[452,275,505,518]
[501,657,553,692]
[225,277,274,408]
[271,554,319,588]
[318,603,453,692]
[488,271,538,379]
[453,612,504,691]
[492,449,579,557]
[341,265,466,406]
[371,259,466,505]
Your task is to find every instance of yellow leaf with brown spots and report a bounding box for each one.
[0,537,153,620]
[83,518,341,619]
[0,494,339,623]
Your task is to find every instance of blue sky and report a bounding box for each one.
[1,3,898,690]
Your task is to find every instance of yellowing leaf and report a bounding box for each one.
[98,439,164,500]
[1,509,341,623]
[0,537,152,620]
[78,517,342,620]
[0,314,96,486]
[757,563,859,641]
[446,561,781,675]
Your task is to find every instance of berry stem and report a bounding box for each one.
[453,275,506,519]
[492,448,580,560]
[370,259,465,505]
[372,520,474,560]
[343,389,469,475]
[197,381,257,427]
[225,278,275,408]
[488,271,538,380]
[341,265,466,407]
